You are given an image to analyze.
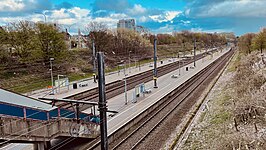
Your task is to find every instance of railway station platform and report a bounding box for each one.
[82,47,231,136]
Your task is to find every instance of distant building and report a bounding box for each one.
[117,19,136,30]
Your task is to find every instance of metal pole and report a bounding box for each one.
[129,51,131,73]
[97,52,108,150]
[205,45,207,62]
[182,41,185,57]
[135,48,137,68]
[35,12,46,22]
[124,61,126,75]
[124,74,127,105]
[93,40,97,83]
[153,36,158,88]
[117,64,119,75]
[43,14,47,23]
[58,75,60,93]
[76,103,80,124]
[194,38,196,67]
[50,58,54,94]
[183,59,184,73]
[139,61,141,71]
[179,60,181,76]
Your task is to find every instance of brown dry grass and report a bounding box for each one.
[181,50,266,150]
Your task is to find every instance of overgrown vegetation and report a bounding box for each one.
[182,27,266,150]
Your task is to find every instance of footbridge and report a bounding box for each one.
[0,88,100,149]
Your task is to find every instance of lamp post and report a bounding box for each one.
[134,43,137,68]
[92,39,97,83]
[35,12,46,22]
[153,36,158,88]
[49,58,54,95]
[179,60,181,76]
[182,40,185,57]
[193,38,196,67]
[135,57,137,69]
[129,51,132,73]
[121,60,126,75]
[177,48,180,58]
[124,74,128,105]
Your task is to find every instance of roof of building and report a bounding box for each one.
[0,88,56,111]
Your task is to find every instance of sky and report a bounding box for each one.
[1,0,266,35]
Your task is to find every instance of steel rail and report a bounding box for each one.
[130,50,233,149]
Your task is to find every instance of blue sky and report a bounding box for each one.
[1,0,266,35]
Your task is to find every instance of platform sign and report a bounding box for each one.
[140,83,145,93]
[135,85,141,98]
[132,91,137,103]
[55,78,69,87]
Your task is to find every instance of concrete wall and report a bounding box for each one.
[0,117,100,142]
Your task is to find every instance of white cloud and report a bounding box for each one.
[139,16,149,23]
[193,1,266,17]
[0,0,25,12]
[0,0,52,14]
[0,14,43,24]
[185,9,190,16]
[110,13,128,18]
[165,11,181,22]
[181,20,191,25]
[128,4,147,16]
[149,11,181,23]
[50,9,70,19]
[153,24,175,34]
[56,18,77,25]
[190,27,233,34]
[46,7,91,26]
[69,7,90,18]
[94,10,107,14]
[93,16,118,28]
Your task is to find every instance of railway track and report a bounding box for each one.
[112,49,233,150]
[58,49,219,110]
[86,48,234,150]
[47,48,231,150]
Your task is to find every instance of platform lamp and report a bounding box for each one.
[153,35,158,88]
[49,57,54,95]
[193,38,196,67]
[35,11,46,22]
[92,39,97,83]
[129,50,132,73]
